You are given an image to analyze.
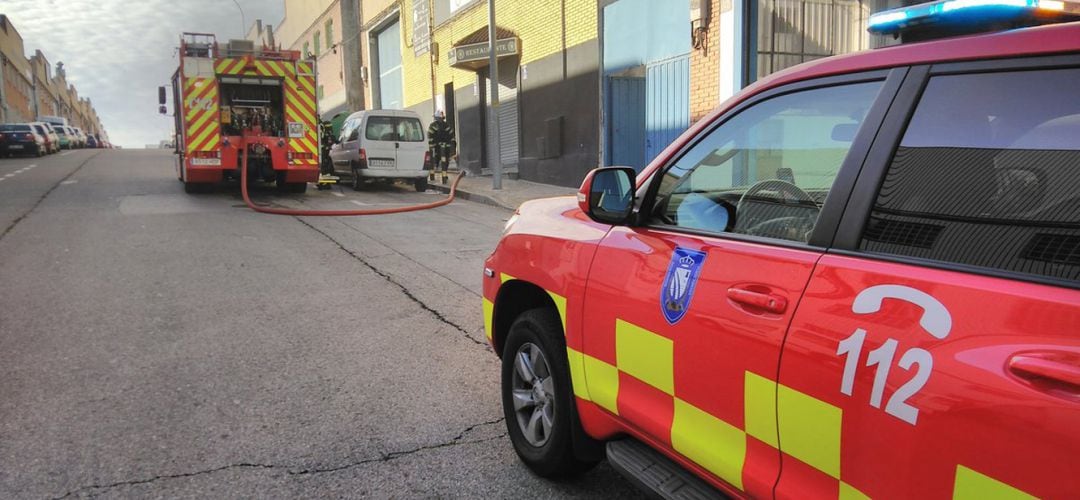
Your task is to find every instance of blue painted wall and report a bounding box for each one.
[603,0,691,167]
[603,0,691,75]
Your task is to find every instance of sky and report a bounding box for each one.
[2,0,285,148]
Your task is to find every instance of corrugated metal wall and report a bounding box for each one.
[645,54,690,165]
[609,76,646,170]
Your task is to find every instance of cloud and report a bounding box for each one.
[2,0,285,147]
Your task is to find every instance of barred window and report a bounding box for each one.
[860,68,1080,282]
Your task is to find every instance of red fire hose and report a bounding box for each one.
[238,142,464,216]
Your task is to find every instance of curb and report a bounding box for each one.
[429,183,515,211]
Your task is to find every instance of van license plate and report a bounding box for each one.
[9,145,23,149]
[369,159,394,168]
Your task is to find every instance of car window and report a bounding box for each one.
[1,124,31,132]
[860,68,1080,282]
[396,118,424,142]
[651,81,883,243]
[366,116,397,141]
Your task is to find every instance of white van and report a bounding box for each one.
[329,109,430,191]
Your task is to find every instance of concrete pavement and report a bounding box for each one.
[0,149,642,499]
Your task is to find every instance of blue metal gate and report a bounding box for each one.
[609,76,646,170]
[645,54,690,164]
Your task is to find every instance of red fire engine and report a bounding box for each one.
[165,33,320,194]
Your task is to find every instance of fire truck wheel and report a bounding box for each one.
[502,308,600,478]
[289,182,308,194]
[414,177,428,192]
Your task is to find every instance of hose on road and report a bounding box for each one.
[238,142,464,216]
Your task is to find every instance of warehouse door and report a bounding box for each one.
[645,54,690,164]
[609,76,646,170]
[483,60,519,172]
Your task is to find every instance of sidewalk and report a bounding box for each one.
[429,171,577,211]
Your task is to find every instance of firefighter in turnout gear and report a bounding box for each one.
[428,111,456,185]
[319,121,335,175]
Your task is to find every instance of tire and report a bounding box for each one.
[414,177,428,192]
[351,163,363,191]
[289,182,308,194]
[501,308,600,478]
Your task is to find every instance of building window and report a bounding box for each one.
[326,19,334,47]
[303,41,310,58]
[753,0,901,80]
[318,85,324,99]
[314,31,321,56]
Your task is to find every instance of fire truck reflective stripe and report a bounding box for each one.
[287,83,316,116]
[615,320,674,396]
[188,120,220,152]
[297,62,314,76]
[582,354,619,414]
[565,348,591,401]
[500,273,515,284]
[953,466,1035,500]
[840,482,871,500]
[483,298,494,341]
[298,74,316,95]
[184,79,215,109]
[777,384,842,480]
[201,135,221,151]
[186,101,217,137]
[744,371,779,448]
[671,398,746,490]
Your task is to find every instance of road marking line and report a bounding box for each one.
[59,152,71,156]
[350,200,369,206]
[332,192,344,197]
[60,180,78,185]
[4,174,13,178]
[28,164,36,168]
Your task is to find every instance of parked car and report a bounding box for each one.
[482,4,1080,500]
[29,122,59,154]
[86,135,98,148]
[329,109,431,192]
[71,127,87,148]
[0,124,46,157]
[53,126,72,149]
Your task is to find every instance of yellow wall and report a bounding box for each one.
[399,0,598,109]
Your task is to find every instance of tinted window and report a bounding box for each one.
[860,68,1080,281]
[0,124,31,132]
[651,81,883,243]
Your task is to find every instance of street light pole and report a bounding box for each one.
[487,0,502,190]
[231,0,247,38]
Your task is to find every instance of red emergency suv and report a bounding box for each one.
[483,2,1080,498]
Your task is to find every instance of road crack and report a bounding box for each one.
[296,218,487,347]
[50,418,507,498]
[0,152,99,242]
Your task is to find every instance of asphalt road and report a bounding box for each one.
[0,150,645,498]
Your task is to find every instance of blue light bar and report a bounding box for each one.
[868,0,1076,35]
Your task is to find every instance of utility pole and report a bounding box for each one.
[231,0,246,38]
[341,0,365,112]
[487,0,502,190]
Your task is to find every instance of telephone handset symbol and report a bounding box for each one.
[852,284,952,340]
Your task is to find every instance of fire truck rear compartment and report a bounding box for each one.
[219,79,284,137]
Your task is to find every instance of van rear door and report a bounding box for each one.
[363,115,400,170]
[393,116,427,172]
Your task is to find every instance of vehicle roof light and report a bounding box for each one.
[868,0,1080,40]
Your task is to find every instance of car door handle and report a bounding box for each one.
[1007,352,1080,391]
[727,287,788,314]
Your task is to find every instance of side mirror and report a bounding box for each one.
[578,167,636,225]
[158,86,167,105]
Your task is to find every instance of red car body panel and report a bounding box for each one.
[485,20,1080,499]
